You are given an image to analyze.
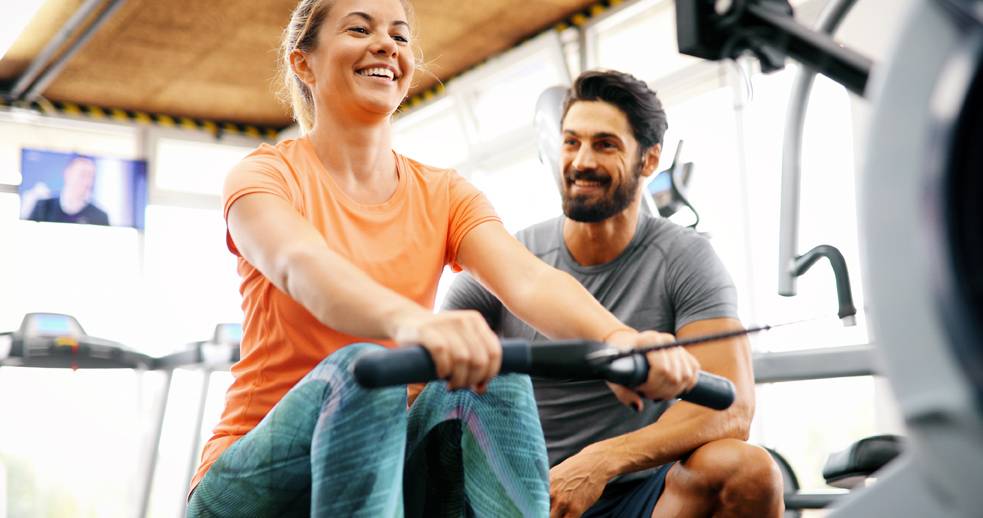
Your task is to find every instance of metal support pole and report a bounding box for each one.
[5,0,104,99]
[778,0,860,295]
[181,369,212,517]
[12,0,128,102]
[139,369,172,518]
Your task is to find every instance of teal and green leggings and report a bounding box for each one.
[187,343,550,517]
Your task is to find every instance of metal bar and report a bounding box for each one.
[139,369,172,518]
[181,369,212,517]
[778,0,861,296]
[753,344,878,384]
[6,0,105,100]
[748,2,872,96]
[20,0,128,102]
[153,348,202,370]
[785,490,847,509]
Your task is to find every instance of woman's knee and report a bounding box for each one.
[305,342,385,384]
[318,342,385,368]
[449,374,537,419]
[306,343,406,410]
[485,373,536,407]
[412,374,536,423]
[487,372,533,392]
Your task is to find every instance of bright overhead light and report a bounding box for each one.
[0,1,47,61]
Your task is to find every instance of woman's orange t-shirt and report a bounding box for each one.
[190,137,500,490]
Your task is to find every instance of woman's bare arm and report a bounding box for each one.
[228,193,500,388]
[229,193,424,338]
[455,221,700,399]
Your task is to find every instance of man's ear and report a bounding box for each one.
[289,49,316,89]
[639,144,662,178]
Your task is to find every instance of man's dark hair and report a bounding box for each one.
[562,69,668,152]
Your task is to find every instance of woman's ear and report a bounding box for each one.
[640,144,662,178]
[289,49,315,88]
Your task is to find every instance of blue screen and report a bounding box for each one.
[34,314,73,334]
[217,323,243,343]
[647,171,672,194]
[18,148,148,230]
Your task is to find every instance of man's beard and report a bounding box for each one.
[561,161,642,223]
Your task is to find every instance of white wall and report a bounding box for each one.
[0,111,260,517]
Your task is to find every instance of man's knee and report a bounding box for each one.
[682,439,783,498]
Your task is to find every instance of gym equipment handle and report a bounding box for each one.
[352,339,735,410]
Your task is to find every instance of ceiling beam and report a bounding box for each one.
[5,0,127,102]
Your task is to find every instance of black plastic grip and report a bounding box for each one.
[598,354,736,410]
[679,372,736,410]
[352,345,436,388]
[352,340,532,388]
[351,340,735,410]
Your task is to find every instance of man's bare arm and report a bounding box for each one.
[573,317,755,478]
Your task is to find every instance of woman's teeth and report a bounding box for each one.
[357,67,395,80]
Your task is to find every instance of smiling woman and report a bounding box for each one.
[187,0,560,515]
[279,0,416,133]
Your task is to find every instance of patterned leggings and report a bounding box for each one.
[187,343,549,517]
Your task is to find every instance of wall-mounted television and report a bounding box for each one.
[18,148,148,229]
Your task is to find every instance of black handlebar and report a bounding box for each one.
[352,339,735,410]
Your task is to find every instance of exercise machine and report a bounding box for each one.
[0,313,242,518]
[674,0,983,515]
[0,312,153,370]
[151,322,242,518]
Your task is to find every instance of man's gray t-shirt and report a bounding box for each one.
[442,213,738,472]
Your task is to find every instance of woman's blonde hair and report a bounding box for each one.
[278,0,416,133]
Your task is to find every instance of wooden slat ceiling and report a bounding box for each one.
[0,0,599,128]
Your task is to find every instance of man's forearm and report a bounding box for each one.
[586,403,752,478]
[586,322,757,477]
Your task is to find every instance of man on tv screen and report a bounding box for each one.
[26,155,110,226]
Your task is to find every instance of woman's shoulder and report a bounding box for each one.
[396,152,457,179]
[396,153,480,204]
[241,138,305,166]
[230,139,319,183]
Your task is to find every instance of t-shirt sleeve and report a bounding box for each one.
[441,271,504,332]
[666,234,740,331]
[222,150,294,256]
[445,172,501,271]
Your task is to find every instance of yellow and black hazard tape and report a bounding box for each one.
[397,0,623,115]
[397,82,446,113]
[554,0,623,31]
[0,97,283,140]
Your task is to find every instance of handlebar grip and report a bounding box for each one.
[352,340,532,388]
[600,355,735,410]
[680,372,736,410]
[352,342,735,410]
[352,345,435,388]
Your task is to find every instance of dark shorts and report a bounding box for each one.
[582,463,675,518]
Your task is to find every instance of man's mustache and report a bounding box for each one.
[564,168,611,183]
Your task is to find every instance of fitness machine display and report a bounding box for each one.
[0,312,153,369]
